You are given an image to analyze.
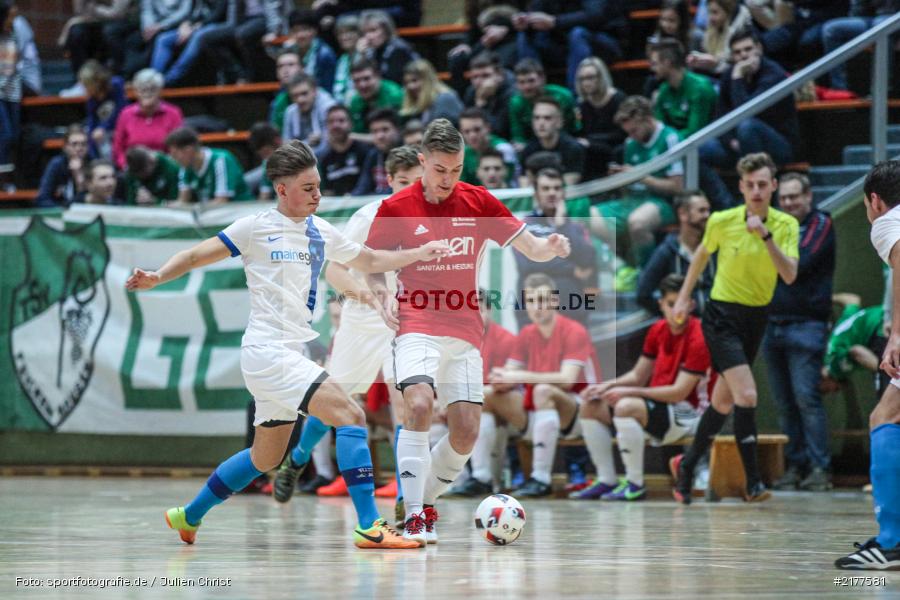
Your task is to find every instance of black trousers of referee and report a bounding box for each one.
[682,300,770,491]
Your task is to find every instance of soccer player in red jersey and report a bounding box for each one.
[575,274,714,501]
[489,273,602,498]
[365,119,571,546]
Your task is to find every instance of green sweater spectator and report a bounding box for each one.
[508,83,578,144]
[348,79,403,133]
[179,148,252,203]
[124,150,180,205]
[654,70,717,139]
[461,135,517,186]
[824,303,885,381]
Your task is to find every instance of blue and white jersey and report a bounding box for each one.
[219,208,361,346]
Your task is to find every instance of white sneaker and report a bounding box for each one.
[403,513,426,547]
[423,506,438,544]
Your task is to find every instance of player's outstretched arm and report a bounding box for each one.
[629,370,703,405]
[510,230,571,262]
[125,236,232,291]
[493,362,581,390]
[346,240,450,274]
[324,262,374,304]
[673,245,710,323]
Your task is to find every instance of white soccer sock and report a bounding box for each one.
[581,418,617,485]
[531,409,560,485]
[423,434,472,505]
[428,422,449,448]
[397,429,431,519]
[470,412,497,484]
[490,424,510,490]
[614,416,646,486]
[311,429,334,480]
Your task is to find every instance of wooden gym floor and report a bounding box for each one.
[0,477,897,599]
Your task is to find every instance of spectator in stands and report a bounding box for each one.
[78,60,127,160]
[462,51,515,140]
[489,272,602,498]
[150,0,229,87]
[576,273,712,501]
[448,2,519,92]
[286,9,337,92]
[245,121,281,201]
[119,0,190,80]
[753,1,848,66]
[400,59,465,125]
[520,97,586,186]
[402,119,424,145]
[316,104,374,195]
[650,39,718,140]
[822,0,899,91]
[763,172,836,492]
[113,69,183,170]
[637,190,714,315]
[477,148,510,189]
[124,145,181,205]
[821,293,889,396]
[0,0,25,190]
[230,0,287,83]
[76,159,121,205]
[36,125,89,207]
[700,29,800,208]
[165,126,251,204]
[597,95,682,271]
[514,168,597,326]
[574,56,626,180]
[508,58,578,146]
[312,0,422,31]
[348,57,404,133]
[59,0,136,79]
[332,14,361,104]
[459,106,517,186]
[269,48,303,131]
[357,10,419,84]
[652,0,704,53]
[686,0,753,76]
[282,72,337,152]
[352,108,401,195]
[512,0,627,89]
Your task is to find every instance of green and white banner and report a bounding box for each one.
[0,200,529,435]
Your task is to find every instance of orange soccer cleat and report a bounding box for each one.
[316,475,349,496]
[374,479,398,498]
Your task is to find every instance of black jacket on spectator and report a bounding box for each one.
[579,89,626,176]
[716,57,800,150]
[36,155,77,208]
[527,0,627,38]
[851,0,900,16]
[190,0,227,24]
[637,233,716,316]
[316,140,373,196]
[462,74,514,140]
[351,146,391,196]
[769,209,835,323]
[520,132,586,178]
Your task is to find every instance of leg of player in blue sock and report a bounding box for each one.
[336,425,380,529]
[183,449,262,526]
[872,423,900,549]
[291,415,331,467]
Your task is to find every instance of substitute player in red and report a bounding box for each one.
[365,119,571,546]
[489,273,602,498]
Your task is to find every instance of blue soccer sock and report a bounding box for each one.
[872,423,900,548]
[336,425,380,529]
[184,448,262,526]
[394,424,404,502]
[290,415,331,467]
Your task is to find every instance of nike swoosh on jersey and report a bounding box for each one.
[268,236,283,242]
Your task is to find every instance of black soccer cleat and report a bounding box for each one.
[448,477,493,497]
[513,478,553,498]
[273,459,307,503]
[835,537,900,570]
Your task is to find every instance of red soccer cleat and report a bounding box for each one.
[317,475,349,496]
[375,479,398,498]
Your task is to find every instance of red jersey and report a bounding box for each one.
[482,321,517,383]
[642,316,714,409]
[366,180,525,348]
[508,315,602,410]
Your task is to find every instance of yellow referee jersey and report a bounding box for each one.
[702,205,799,307]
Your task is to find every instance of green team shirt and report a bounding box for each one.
[125,151,180,204]
[623,122,683,203]
[179,148,251,203]
[824,304,885,380]
[702,204,799,307]
[349,79,404,133]
[654,70,717,139]
[461,135,517,185]
[270,91,291,131]
[508,83,579,144]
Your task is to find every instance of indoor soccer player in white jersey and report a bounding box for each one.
[273,145,423,527]
[126,140,448,549]
[365,119,572,546]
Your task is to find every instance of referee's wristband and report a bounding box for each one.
[762,231,773,242]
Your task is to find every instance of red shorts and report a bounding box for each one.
[365,371,391,413]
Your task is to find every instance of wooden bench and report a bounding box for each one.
[517,433,788,501]
[42,130,251,152]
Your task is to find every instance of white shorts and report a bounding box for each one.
[393,333,484,405]
[645,400,701,446]
[241,342,327,426]
[329,305,395,395]
[522,395,583,441]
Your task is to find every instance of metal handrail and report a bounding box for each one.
[554,12,900,199]
[819,152,900,218]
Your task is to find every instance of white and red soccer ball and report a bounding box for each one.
[474,494,526,545]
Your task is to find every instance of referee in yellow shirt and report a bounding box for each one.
[671,152,799,503]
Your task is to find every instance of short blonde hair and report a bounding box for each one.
[422,119,463,154]
[736,152,776,178]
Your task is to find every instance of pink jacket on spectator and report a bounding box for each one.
[112,101,183,169]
